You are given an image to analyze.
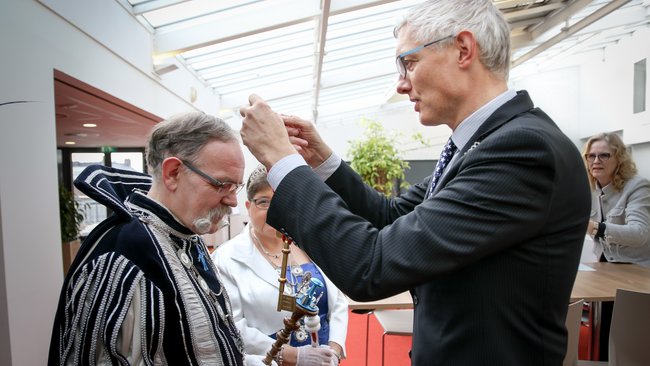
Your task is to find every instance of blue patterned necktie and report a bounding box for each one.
[426,138,457,199]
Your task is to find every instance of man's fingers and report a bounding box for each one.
[247,93,263,105]
[282,114,311,127]
[286,126,301,136]
[241,94,271,118]
[288,136,308,148]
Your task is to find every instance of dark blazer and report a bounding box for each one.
[267,91,591,365]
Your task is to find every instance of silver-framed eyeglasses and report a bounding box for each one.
[585,153,611,162]
[180,159,244,194]
[396,35,454,78]
[251,197,271,210]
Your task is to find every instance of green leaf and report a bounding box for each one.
[347,118,425,196]
[59,186,85,242]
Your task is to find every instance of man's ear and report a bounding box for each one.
[455,30,477,70]
[161,157,183,191]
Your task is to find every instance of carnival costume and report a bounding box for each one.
[48,165,244,365]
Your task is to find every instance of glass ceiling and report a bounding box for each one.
[123,0,650,122]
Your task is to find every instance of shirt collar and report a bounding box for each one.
[451,89,517,150]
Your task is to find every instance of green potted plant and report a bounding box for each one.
[347,118,423,196]
[59,185,84,274]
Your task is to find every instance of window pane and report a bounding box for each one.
[634,59,646,114]
[71,152,105,236]
[111,152,145,173]
[71,152,104,181]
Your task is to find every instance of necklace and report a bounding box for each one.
[250,229,283,259]
[133,209,225,299]
[125,195,245,354]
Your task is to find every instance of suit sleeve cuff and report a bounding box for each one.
[267,154,307,191]
[312,152,342,182]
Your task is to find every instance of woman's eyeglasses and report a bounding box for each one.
[251,197,271,210]
[585,153,611,162]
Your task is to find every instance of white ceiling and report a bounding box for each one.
[56,1,650,148]
[117,0,650,122]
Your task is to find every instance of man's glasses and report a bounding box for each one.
[396,35,454,78]
[251,197,271,210]
[585,153,612,162]
[180,159,244,194]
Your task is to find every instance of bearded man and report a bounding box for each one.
[49,112,271,365]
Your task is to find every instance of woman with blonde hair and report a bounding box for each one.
[583,132,650,267]
[583,132,650,361]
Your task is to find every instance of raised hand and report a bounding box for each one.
[240,94,297,169]
[282,115,333,168]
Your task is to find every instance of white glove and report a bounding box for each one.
[321,345,340,366]
[296,345,335,366]
[329,352,340,366]
[244,354,277,366]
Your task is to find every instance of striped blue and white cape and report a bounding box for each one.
[48,165,244,366]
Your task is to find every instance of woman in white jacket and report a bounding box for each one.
[583,132,650,361]
[212,165,347,366]
[583,132,650,267]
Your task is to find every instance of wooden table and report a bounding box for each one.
[347,262,650,310]
[347,291,413,312]
[570,262,650,302]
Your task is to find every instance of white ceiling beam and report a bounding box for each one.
[132,0,190,16]
[329,0,399,15]
[312,0,331,123]
[502,2,565,22]
[494,0,564,9]
[509,17,546,31]
[528,0,593,39]
[502,2,566,50]
[512,0,632,68]
[154,0,320,55]
[511,29,533,49]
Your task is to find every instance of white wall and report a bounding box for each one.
[0,192,10,366]
[578,27,650,145]
[0,0,220,364]
[631,142,650,180]
[511,26,650,178]
[510,66,581,145]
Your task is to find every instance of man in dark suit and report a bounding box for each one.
[239,0,591,364]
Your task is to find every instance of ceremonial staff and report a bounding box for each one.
[263,234,323,365]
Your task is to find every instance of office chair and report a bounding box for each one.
[578,288,650,366]
[608,288,650,366]
[564,299,584,366]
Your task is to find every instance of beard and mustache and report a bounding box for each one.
[192,204,232,235]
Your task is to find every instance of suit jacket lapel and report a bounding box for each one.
[461,90,534,155]
[433,91,535,194]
